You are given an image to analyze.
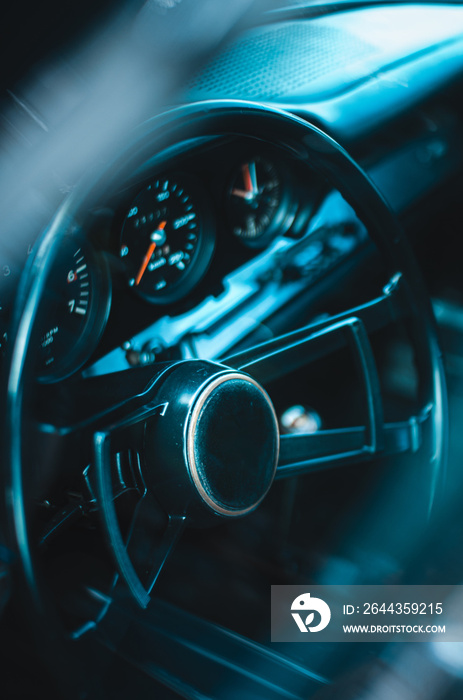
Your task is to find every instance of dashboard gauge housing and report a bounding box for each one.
[35,235,111,382]
[227,155,296,248]
[120,173,215,304]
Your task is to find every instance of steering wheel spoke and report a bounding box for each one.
[276,409,431,478]
[222,271,435,480]
[92,407,186,608]
[222,272,404,386]
[126,500,186,597]
[37,363,173,437]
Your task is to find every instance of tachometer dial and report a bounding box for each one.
[228,156,292,246]
[36,238,111,382]
[120,175,214,304]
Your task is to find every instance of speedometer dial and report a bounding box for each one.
[120,174,214,304]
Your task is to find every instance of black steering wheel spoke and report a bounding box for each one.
[92,405,185,609]
[276,408,431,478]
[36,363,173,436]
[222,272,405,386]
[31,366,171,535]
[223,270,436,479]
[125,498,186,598]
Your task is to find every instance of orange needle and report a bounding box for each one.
[135,220,166,286]
[242,163,253,193]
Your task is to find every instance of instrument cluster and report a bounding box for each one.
[2,139,316,383]
[115,146,300,306]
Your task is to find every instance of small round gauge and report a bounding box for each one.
[36,237,111,382]
[228,156,292,247]
[120,174,214,304]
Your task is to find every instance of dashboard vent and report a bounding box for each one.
[186,22,375,100]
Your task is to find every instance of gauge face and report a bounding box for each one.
[120,175,213,303]
[36,239,110,382]
[228,157,284,245]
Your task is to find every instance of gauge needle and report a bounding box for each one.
[249,161,258,193]
[235,161,258,200]
[135,220,166,286]
[242,163,253,194]
[243,161,258,192]
[232,187,253,199]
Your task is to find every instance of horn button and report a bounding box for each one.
[144,361,279,521]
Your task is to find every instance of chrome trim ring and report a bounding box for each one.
[185,372,279,517]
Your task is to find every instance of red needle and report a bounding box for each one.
[135,220,166,286]
[242,163,253,193]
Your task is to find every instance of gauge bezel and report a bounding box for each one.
[35,233,112,383]
[119,172,215,305]
[226,153,296,248]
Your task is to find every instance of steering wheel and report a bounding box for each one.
[3,101,447,699]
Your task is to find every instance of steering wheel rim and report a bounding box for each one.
[3,100,448,698]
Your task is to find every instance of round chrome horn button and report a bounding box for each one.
[144,360,279,522]
[186,373,279,516]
